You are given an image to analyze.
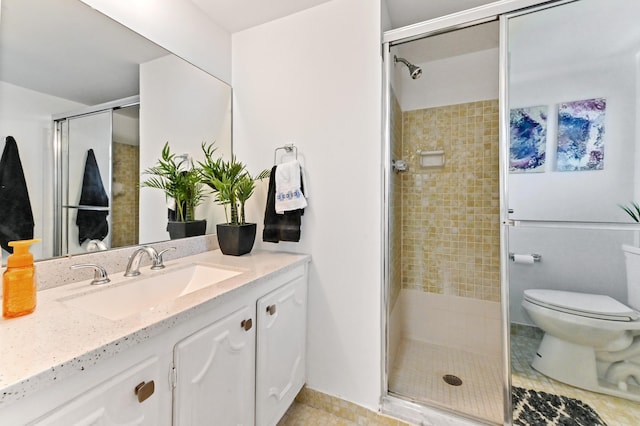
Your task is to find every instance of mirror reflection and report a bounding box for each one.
[0,0,232,262]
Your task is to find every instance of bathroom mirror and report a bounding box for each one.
[0,0,232,261]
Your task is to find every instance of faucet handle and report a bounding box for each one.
[70,263,111,285]
[151,247,176,270]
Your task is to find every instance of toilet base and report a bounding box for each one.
[532,333,640,401]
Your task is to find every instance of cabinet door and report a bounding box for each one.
[255,276,308,426]
[32,356,163,426]
[173,306,255,426]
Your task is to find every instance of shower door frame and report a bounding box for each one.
[52,96,139,257]
[380,1,557,424]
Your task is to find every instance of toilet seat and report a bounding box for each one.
[524,289,639,322]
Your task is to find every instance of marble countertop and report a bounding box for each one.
[0,249,310,406]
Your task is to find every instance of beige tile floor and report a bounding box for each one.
[278,387,414,426]
[511,325,640,426]
[388,338,503,424]
[278,403,359,426]
[279,330,640,425]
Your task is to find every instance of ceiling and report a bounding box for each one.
[0,0,501,107]
[191,0,500,66]
[0,0,168,106]
[190,0,334,33]
[191,0,498,33]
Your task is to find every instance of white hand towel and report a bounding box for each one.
[275,160,307,214]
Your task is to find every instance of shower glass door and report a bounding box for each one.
[385,21,504,425]
[506,0,640,423]
[57,110,112,256]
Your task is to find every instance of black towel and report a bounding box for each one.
[76,149,109,244]
[263,165,303,243]
[0,136,35,253]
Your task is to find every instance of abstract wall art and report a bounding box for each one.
[509,105,548,173]
[556,98,606,171]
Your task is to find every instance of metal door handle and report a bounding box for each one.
[241,318,253,331]
[134,380,155,403]
[266,304,277,315]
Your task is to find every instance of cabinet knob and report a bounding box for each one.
[134,380,155,403]
[266,304,277,315]
[241,318,253,331]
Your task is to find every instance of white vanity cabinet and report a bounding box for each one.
[31,356,165,426]
[173,306,256,426]
[255,274,308,426]
[0,257,308,426]
[172,264,308,426]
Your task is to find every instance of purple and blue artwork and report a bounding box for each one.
[557,98,606,171]
[510,106,548,173]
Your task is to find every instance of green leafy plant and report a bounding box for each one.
[619,201,640,222]
[141,142,206,222]
[198,142,269,225]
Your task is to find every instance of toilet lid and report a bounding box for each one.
[524,289,639,321]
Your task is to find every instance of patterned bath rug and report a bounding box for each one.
[512,386,607,426]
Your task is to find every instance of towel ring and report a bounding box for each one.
[274,144,297,164]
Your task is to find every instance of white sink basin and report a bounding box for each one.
[62,263,243,320]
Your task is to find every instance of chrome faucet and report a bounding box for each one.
[70,263,111,285]
[151,247,175,270]
[124,246,175,277]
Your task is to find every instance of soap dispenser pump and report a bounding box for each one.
[3,239,41,319]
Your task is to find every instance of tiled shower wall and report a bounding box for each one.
[400,100,500,302]
[111,142,139,248]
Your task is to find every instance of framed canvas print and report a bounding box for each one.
[556,98,606,171]
[509,106,548,173]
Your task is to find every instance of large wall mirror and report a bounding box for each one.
[0,0,231,262]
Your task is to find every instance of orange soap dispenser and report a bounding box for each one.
[3,239,41,319]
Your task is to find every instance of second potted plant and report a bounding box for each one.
[142,142,207,239]
[199,143,269,255]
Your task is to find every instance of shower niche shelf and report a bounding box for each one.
[418,150,445,168]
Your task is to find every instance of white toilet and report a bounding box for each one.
[521,244,640,401]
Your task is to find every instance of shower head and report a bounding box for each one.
[394,55,422,80]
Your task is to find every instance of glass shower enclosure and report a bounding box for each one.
[53,99,140,256]
[383,0,640,424]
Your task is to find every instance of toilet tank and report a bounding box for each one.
[623,245,640,310]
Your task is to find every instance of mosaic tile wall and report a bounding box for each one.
[389,90,403,311]
[400,100,500,302]
[111,142,139,248]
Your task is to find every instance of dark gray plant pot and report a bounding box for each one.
[216,223,257,256]
[167,220,207,240]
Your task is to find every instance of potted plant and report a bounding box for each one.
[199,142,269,255]
[619,201,640,291]
[620,201,640,223]
[142,142,207,239]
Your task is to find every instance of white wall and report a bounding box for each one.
[397,290,501,356]
[507,56,638,323]
[139,55,231,244]
[112,110,139,146]
[0,81,84,260]
[232,0,383,410]
[79,0,232,84]
[509,56,637,222]
[507,1,640,324]
[509,227,632,325]
[394,48,499,111]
